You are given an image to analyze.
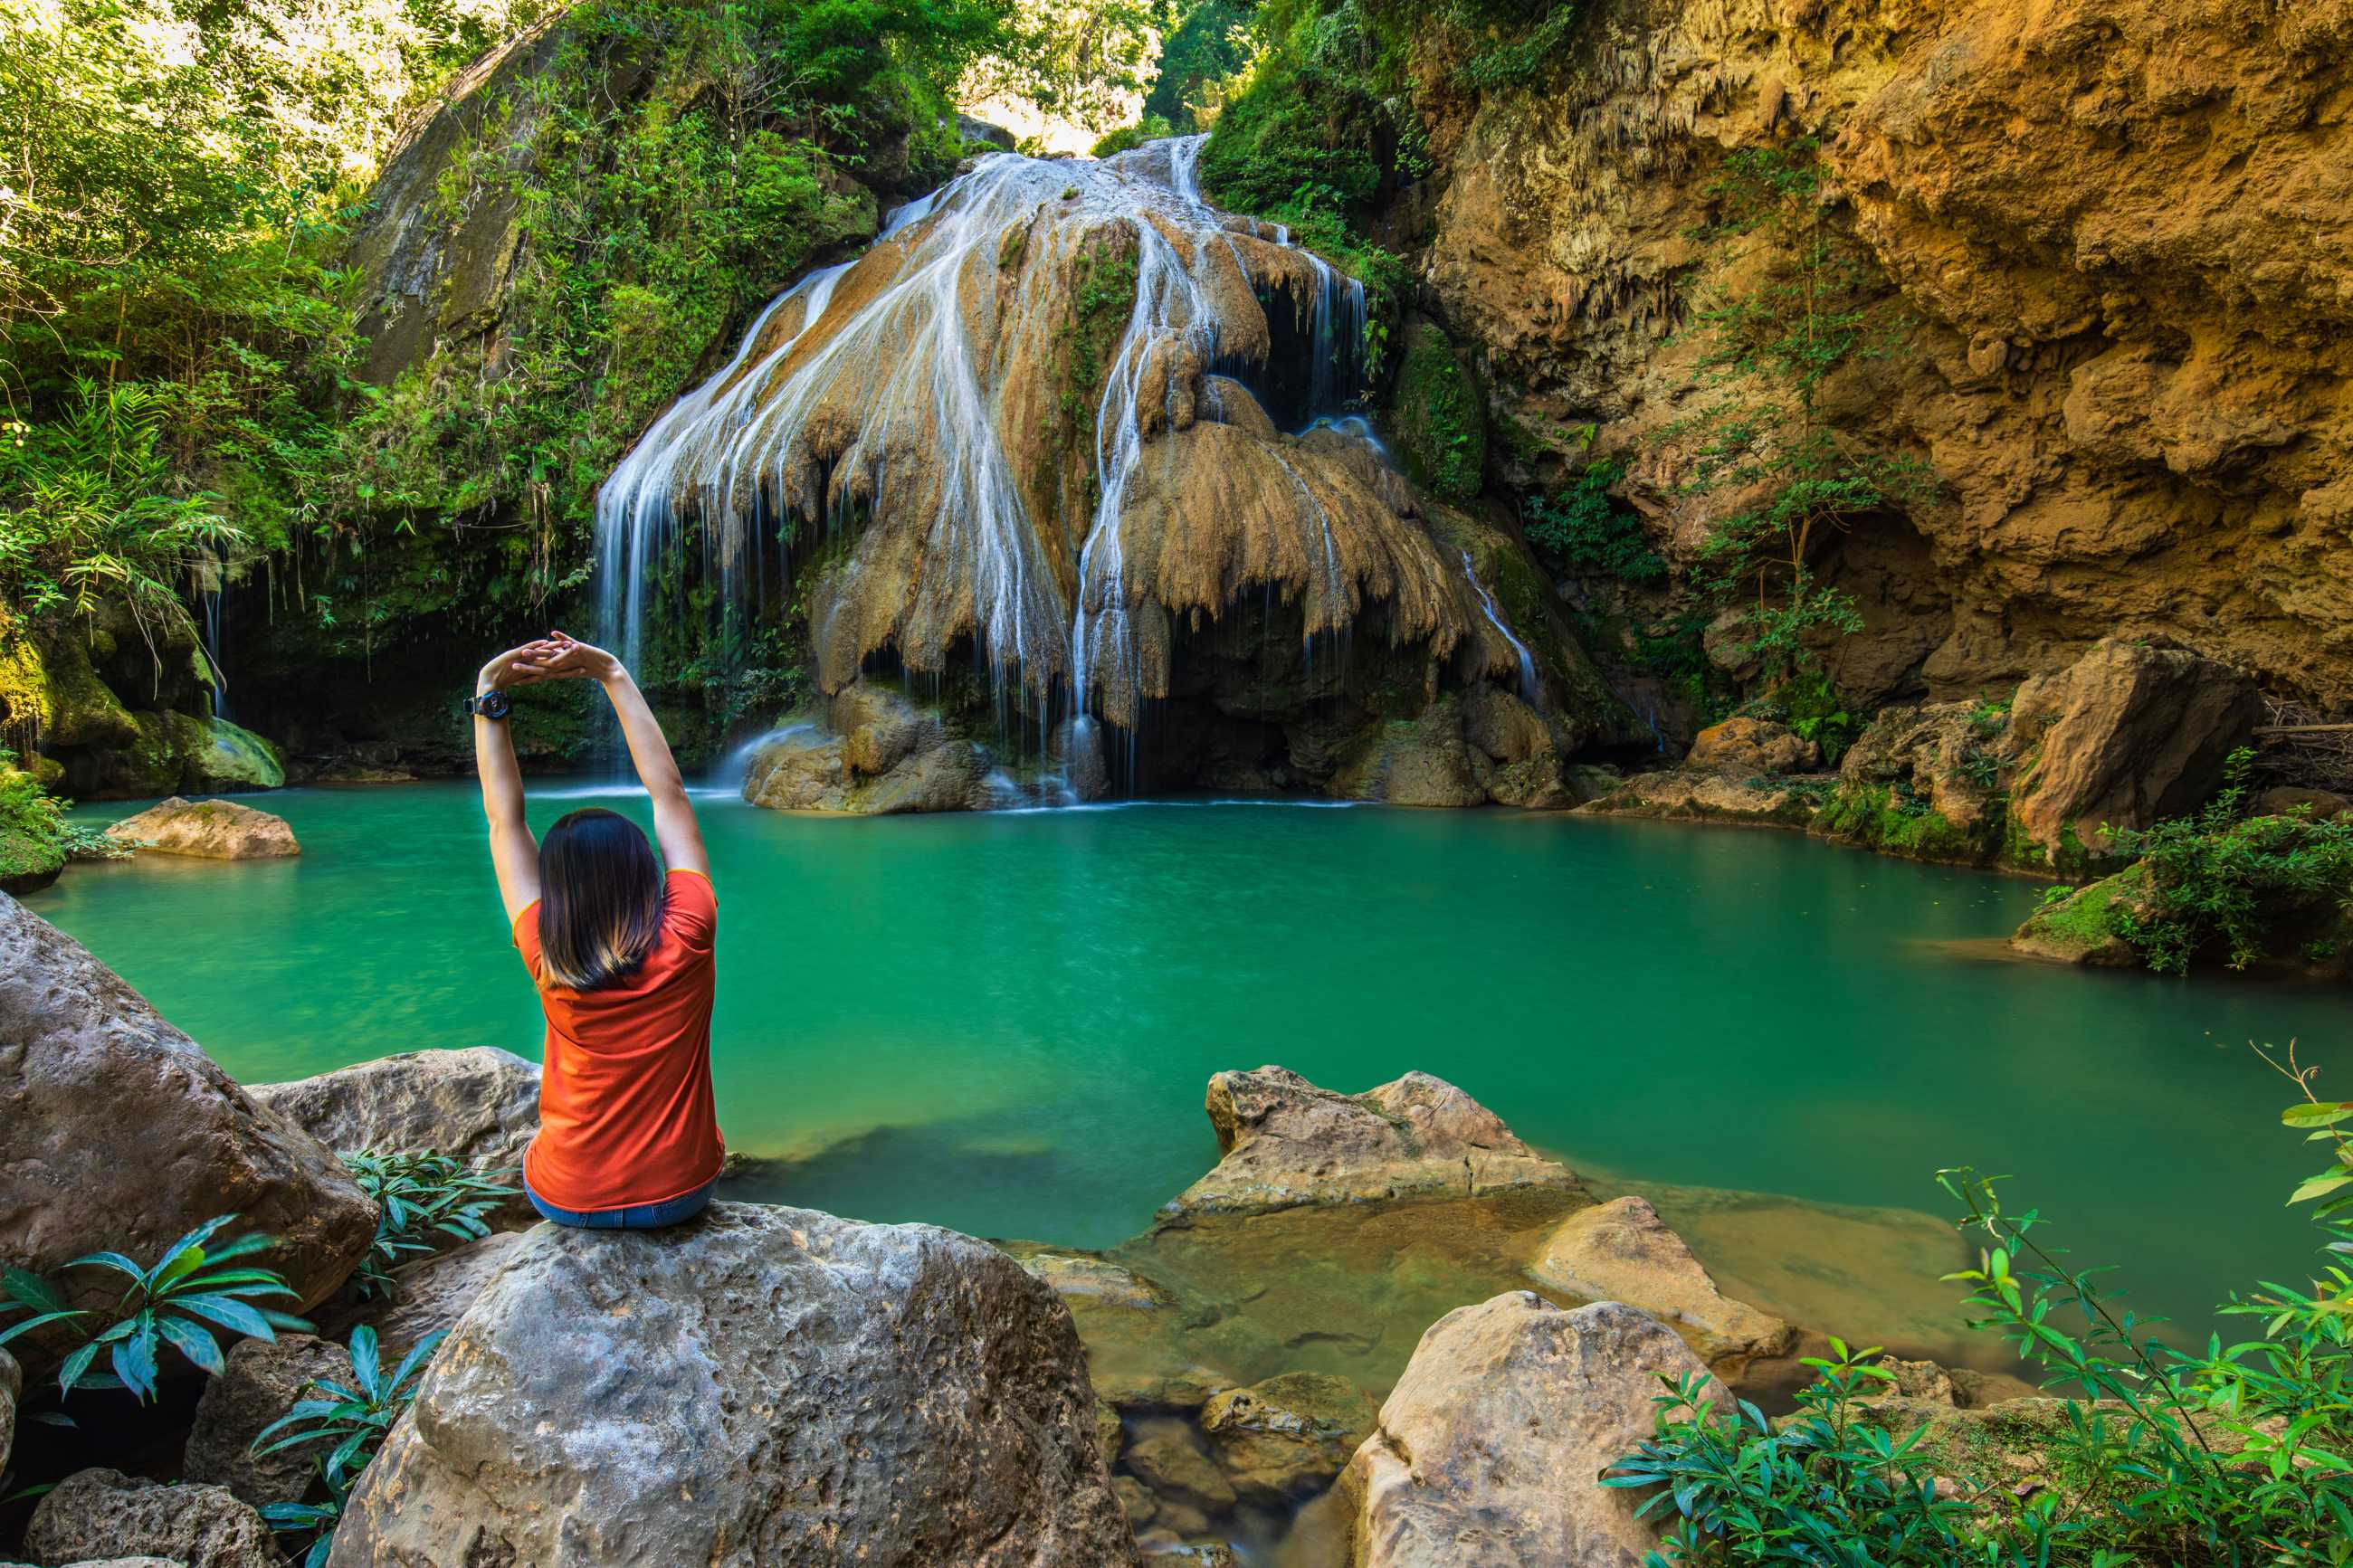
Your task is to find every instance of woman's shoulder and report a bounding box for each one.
[663,867,716,945]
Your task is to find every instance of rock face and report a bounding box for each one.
[1167,1067,1581,1216]
[313,1231,528,1360]
[249,1047,539,1170]
[1340,1295,1720,1568]
[2005,636,2260,859]
[329,1203,1135,1567]
[0,1345,16,1475]
[24,1468,279,1568]
[183,1333,355,1506]
[1686,717,1820,776]
[1417,0,2353,711]
[1528,1196,1796,1382]
[1197,1372,1379,1503]
[0,896,376,1375]
[104,796,300,860]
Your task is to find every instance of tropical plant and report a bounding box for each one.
[341,1151,518,1297]
[253,1323,449,1568]
[1524,461,1666,584]
[2110,747,2353,974]
[0,1214,308,1401]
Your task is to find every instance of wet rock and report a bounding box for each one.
[743,685,992,815]
[1340,1295,1721,1568]
[1197,1371,1378,1502]
[24,1469,277,1568]
[1096,1399,1126,1468]
[1687,717,1820,774]
[2006,637,2260,860]
[1113,1476,1157,1529]
[330,1203,1133,1567]
[1529,1196,1796,1382]
[1123,1417,1236,1514]
[1095,1364,1234,1414]
[1329,698,1486,808]
[248,1046,538,1173]
[1580,769,1820,827]
[0,896,375,1378]
[1016,1250,1176,1310]
[183,1333,353,1506]
[2009,869,2146,966]
[1167,1066,1581,1217]
[190,717,286,792]
[103,796,299,860]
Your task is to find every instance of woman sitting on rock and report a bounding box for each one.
[471,632,722,1230]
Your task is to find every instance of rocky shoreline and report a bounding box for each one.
[1,893,2066,1567]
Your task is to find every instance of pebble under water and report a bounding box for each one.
[33,782,2348,1366]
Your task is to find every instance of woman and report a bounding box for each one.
[472,632,723,1230]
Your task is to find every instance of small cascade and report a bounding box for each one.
[1460,548,1540,702]
[196,546,230,719]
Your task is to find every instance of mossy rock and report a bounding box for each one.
[0,619,139,752]
[191,716,287,791]
[1386,319,1486,501]
[0,826,64,895]
[2012,867,2144,966]
[1814,782,1979,863]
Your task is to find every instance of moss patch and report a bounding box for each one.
[1815,783,1974,861]
[1387,320,1485,499]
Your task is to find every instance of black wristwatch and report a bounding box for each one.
[465,689,513,720]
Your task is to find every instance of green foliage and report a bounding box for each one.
[1817,781,1970,860]
[0,750,124,878]
[341,1151,519,1299]
[255,1323,448,1568]
[1617,1069,2353,1565]
[1090,113,1176,157]
[1524,461,1664,584]
[1443,0,1581,93]
[0,1213,308,1402]
[1608,1340,1982,1565]
[2109,749,2353,975]
[1677,140,1927,682]
[1773,670,1860,766]
[1392,323,1485,499]
[1141,0,1250,130]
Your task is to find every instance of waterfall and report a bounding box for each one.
[589,135,1465,790]
[1460,548,1539,701]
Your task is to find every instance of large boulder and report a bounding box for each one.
[313,1231,528,1360]
[1686,717,1820,775]
[0,897,376,1376]
[1198,1371,1378,1503]
[1167,1067,1580,1217]
[248,1047,539,1170]
[742,686,992,815]
[24,1468,277,1568]
[1339,1295,1721,1568]
[1527,1196,1796,1382]
[2006,636,2260,860]
[329,1204,1135,1567]
[104,796,299,860]
[182,1333,353,1506]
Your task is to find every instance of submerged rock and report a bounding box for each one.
[249,1046,539,1171]
[1528,1195,1796,1382]
[1339,1295,1720,1568]
[1121,1417,1236,1515]
[25,1468,277,1568]
[1197,1371,1378,1503]
[104,795,299,860]
[0,896,375,1377]
[331,1203,1134,1567]
[1167,1066,1581,1216]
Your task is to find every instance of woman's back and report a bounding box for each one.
[516,861,722,1212]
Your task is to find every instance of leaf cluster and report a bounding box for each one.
[341,1150,518,1299]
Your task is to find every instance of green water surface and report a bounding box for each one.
[31,783,2346,1358]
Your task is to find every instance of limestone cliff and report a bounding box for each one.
[1411,0,2353,709]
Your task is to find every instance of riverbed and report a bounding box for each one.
[32,783,2346,1367]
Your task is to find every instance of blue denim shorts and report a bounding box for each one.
[525,1174,716,1231]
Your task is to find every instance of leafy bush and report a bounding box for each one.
[1090,112,1174,157]
[341,1151,519,1299]
[0,750,126,881]
[1141,0,1250,129]
[1525,462,1665,584]
[0,1214,307,1401]
[2109,748,2353,974]
[255,1323,448,1568]
[1615,1049,2353,1565]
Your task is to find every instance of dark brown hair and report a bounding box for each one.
[535,808,665,991]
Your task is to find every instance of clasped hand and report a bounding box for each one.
[479,631,624,693]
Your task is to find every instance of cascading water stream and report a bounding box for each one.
[1460,548,1540,701]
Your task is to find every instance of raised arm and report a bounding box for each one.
[474,642,556,922]
[541,633,710,878]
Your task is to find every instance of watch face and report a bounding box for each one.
[474,690,512,718]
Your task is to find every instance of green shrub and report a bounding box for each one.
[341,1151,519,1299]
[0,1213,308,1401]
[1524,461,1664,584]
[1141,0,1250,129]
[2107,749,2353,974]
[1615,1056,2353,1564]
[255,1322,448,1568]
[1090,112,1173,157]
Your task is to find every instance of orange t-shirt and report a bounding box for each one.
[513,868,724,1212]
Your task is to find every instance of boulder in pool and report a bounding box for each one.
[248,1046,539,1171]
[742,681,991,814]
[1339,1294,1721,1568]
[329,1203,1136,1567]
[1198,1371,1378,1502]
[1164,1067,1580,1216]
[104,795,299,860]
[0,895,376,1379]
[24,1468,278,1568]
[1528,1195,1796,1381]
